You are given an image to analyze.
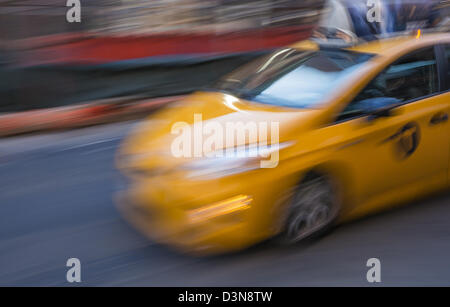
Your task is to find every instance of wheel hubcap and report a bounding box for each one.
[286,178,334,242]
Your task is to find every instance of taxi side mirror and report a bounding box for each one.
[360,97,401,122]
[367,106,396,121]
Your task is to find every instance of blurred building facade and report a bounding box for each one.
[0,0,448,112]
[0,0,325,112]
[0,0,323,40]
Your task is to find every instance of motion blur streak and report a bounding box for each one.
[0,0,324,112]
[187,195,253,224]
[1,0,450,286]
[1,123,450,286]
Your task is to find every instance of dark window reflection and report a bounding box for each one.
[339,47,439,121]
[446,45,450,84]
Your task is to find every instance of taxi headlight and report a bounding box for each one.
[183,142,293,179]
[184,156,259,179]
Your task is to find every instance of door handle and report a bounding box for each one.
[429,113,448,125]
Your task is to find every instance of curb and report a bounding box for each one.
[0,95,185,137]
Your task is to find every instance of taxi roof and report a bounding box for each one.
[291,32,450,56]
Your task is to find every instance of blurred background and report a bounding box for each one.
[0,0,450,286]
[0,0,324,112]
[2,0,447,113]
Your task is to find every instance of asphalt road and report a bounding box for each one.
[1,121,450,286]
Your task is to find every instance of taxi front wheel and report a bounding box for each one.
[280,174,340,245]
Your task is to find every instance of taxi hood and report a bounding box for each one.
[119,91,320,168]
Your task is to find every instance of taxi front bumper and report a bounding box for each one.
[116,190,264,255]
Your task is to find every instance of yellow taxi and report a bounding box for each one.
[117,32,450,255]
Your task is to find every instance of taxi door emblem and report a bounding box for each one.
[396,122,420,158]
[381,122,420,159]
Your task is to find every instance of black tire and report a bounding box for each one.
[279,173,339,245]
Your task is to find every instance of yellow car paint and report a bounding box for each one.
[117,33,450,255]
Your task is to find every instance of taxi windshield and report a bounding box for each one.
[212,48,374,108]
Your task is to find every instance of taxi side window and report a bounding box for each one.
[337,47,439,122]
